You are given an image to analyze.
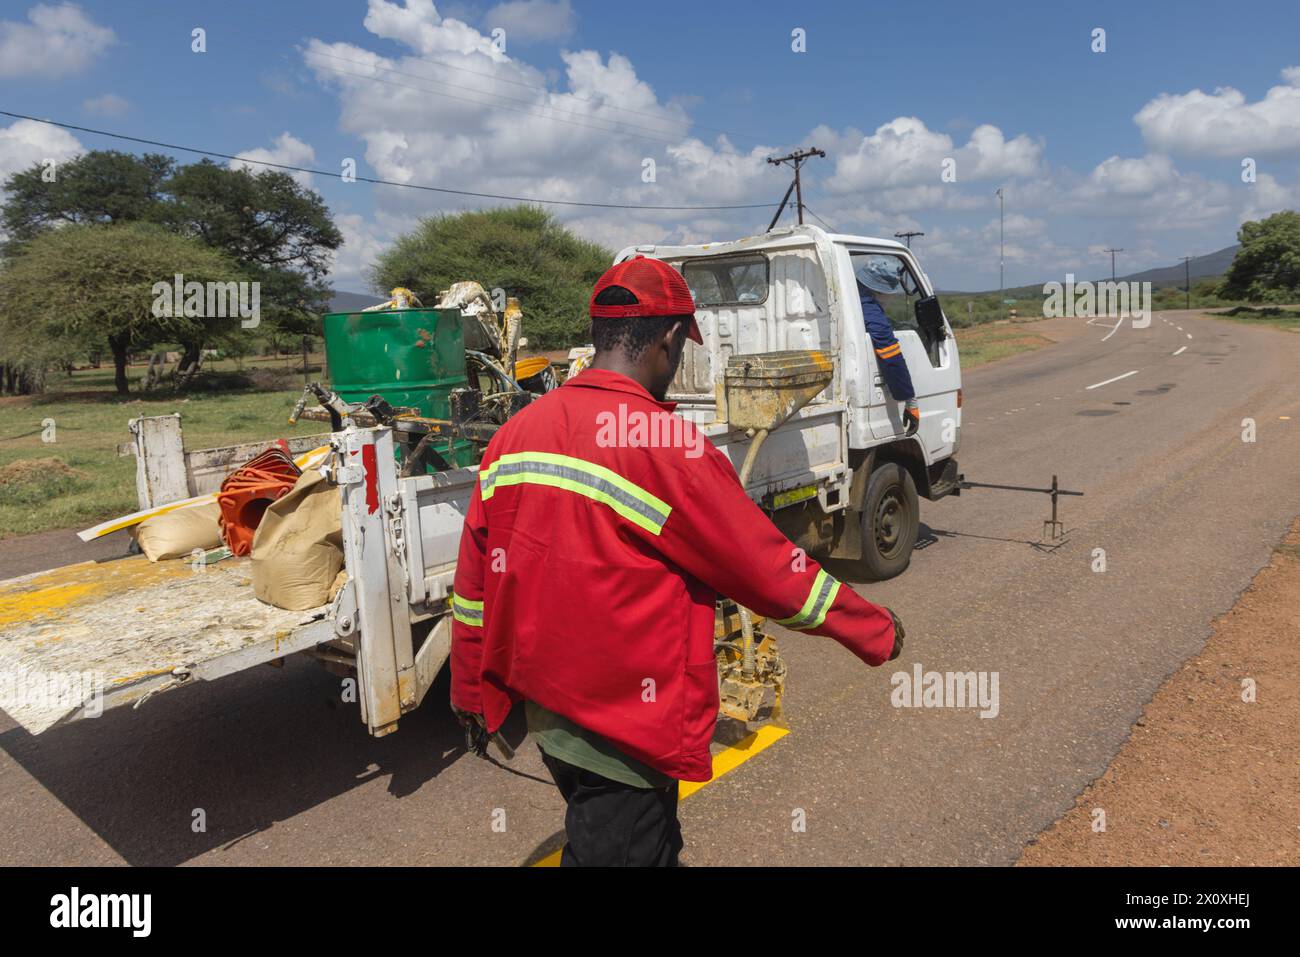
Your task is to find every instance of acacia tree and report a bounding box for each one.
[0,223,245,395]
[2,151,343,373]
[1220,210,1300,302]
[1,150,174,253]
[371,205,612,349]
[163,161,342,364]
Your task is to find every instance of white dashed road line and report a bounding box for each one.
[1173,346,1187,356]
[1086,370,1140,390]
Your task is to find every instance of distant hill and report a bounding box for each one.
[327,290,380,313]
[1112,244,1238,288]
[941,244,1239,296]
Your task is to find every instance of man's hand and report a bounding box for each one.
[886,608,905,661]
[904,399,921,436]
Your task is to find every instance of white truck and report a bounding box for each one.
[0,224,961,740]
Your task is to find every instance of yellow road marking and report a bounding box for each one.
[532,723,789,867]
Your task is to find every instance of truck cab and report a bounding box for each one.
[614,224,962,578]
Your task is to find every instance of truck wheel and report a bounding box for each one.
[859,462,918,580]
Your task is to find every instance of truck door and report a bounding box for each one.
[851,251,960,452]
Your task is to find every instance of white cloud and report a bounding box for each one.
[825,117,1043,193]
[1082,153,1178,197]
[363,0,505,59]
[1135,66,1300,157]
[485,0,575,44]
[330,210,398,290]
[1241,172,1297,223]
[298,3,1297,291]
[231,133,317,187]
[0,117,83,180]
[0,3,114,78]
[1063,153,1237,230]
[82,92,129,116]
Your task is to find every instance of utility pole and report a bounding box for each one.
[766,147,825,231]
[894,230,924,248]
[995,187,1005,304]
[1179,255,1194,310]
[1103,247,1124,281]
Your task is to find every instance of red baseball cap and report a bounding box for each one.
[589,255,703,344]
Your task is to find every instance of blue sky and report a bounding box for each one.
[3,0,1299,291]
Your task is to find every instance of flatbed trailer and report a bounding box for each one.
[0,225,963,740]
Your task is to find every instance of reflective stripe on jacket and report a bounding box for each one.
[450,368,895,781]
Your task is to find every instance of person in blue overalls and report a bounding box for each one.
[857,257,920,435]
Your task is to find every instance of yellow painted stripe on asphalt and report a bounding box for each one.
[531,723,789,867]
[678,724,789,799]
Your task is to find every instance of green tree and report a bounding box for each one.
[1219,210,1300,303]
[372,205,612,348]
[1,150,174,253]
[2,151,343,373]
[164,160,342,355]
[0,223,246,395]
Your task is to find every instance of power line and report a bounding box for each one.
[766,147,825,230]
[806,205,837,234]
[1102,246,1124,281]
[0,111,781,212]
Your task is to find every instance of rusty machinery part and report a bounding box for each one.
[289,382,355,429]
[722,350,834,691]
[399,431,454,477]
[714,599,787,724]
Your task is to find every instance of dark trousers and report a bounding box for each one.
[539,749,683,867]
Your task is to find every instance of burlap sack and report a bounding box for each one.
[250,469,343,610]
[132,502,223,562]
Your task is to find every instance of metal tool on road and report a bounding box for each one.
[956,473,1084,544]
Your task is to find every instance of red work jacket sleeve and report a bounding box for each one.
[449,478,489,713]
[659,445,896,666]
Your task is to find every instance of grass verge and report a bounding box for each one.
[953,321,1054,368]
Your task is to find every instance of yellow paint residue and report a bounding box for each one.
[0,582,99,627]
[0,556,191,628]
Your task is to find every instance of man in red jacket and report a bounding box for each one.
[450,255,903,866]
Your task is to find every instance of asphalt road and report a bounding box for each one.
[2,310,1297,866]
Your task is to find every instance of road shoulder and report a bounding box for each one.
[1019,517,1300,866]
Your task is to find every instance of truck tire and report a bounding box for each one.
[858,461,918,580]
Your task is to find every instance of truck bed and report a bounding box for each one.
[0,555,332,734]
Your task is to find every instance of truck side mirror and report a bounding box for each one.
[915,296,948,340]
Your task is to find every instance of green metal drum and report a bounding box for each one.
[322,307,477,467]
